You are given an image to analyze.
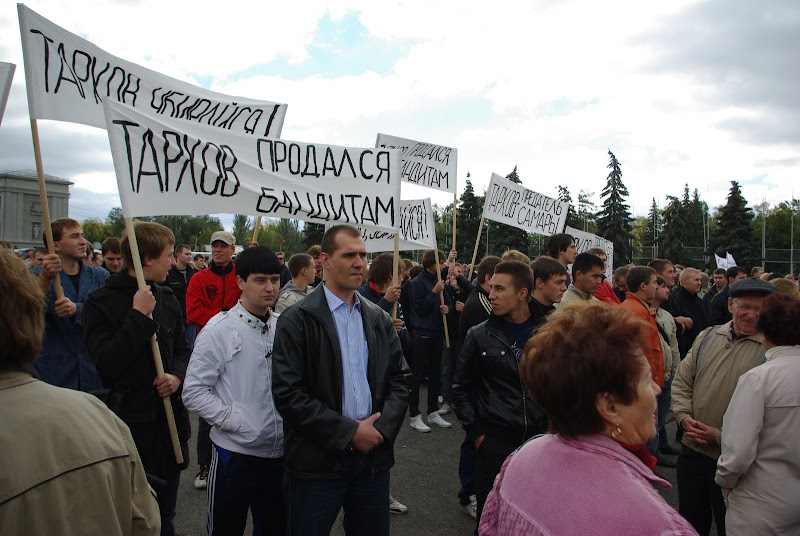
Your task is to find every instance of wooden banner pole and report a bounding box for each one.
[30,119,64,300]
[124,218,184,464]
[452,193,457,252]
[467,215,485,281]
[392,234,399,320]
[252,216,262,243]
[436,254,451,348]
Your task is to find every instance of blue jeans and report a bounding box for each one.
[283,452,390,536]
[157,470,181,536]
[184,322,197,349]
[657,377,673,452]
[458,432,477,505]
[440,338,460,406]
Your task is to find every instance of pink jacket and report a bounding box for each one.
[480,434,697,536]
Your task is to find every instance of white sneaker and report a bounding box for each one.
[427,411,452,428]
[439,403,453,415]
[410,415,431,432]
[438,395,443,404]
[460,494,477,520]
[389,496,408,514]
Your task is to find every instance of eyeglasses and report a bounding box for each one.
[734,303,761,315]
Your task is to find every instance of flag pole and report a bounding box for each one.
[252,216,262,243]
[124,218,184,464]
[467,215,485,281]
[392,234,399,320]
[30,119,64,299]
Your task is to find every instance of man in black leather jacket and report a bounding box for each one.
[453,260,550,529]
[272,225,409,536]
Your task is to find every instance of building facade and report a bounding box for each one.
[0,169,71,249]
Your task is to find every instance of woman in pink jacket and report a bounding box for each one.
[480,302,698,536]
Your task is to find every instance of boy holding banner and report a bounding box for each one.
[83,221,191,536]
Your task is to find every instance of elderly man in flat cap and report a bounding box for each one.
[671,278,777,535]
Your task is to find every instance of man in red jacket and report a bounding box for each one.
[185,230,241,491]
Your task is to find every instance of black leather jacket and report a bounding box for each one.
[271,285,410,479]
[453,304,549,443]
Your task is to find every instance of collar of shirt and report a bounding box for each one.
[322,283,362,314]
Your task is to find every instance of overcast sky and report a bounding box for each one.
[1,0,798,230]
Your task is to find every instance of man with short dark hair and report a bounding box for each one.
[100,237,123,274]
[555,252,604,309]
[306,245,323,287]
[454,260,549,529]
[408,248,453,432]
[707,266,748,326]
[530,256,568,316]
[703,268,727,313]
[32,218,108,391]
[613,266,629,303]
[276,250,292,288]
[31,246,47,267]
[274,253,315,313]
[194,254,207,270]
[587,247,619,305]
[547,233,576,285]
[183,246,286,536]
[272,225,409,536]
[186,230,242,491]
[672,278,776,535]
[166,244,198,347]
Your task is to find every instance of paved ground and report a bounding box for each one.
[175,389,682,535]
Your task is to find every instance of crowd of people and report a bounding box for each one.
[1,223,799,536]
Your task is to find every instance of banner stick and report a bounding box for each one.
[452,193,457,252]
[30,119,63,300]
[436,256,451,348]
[124,217,184,464]
[392,234,399,320]
[467,215,485,281]
[252,217,262,243]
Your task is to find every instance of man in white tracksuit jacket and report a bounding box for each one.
[183,246,285,536]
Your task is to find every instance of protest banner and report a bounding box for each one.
[327,198,436,253]
[376,133,457,194]
[483,173,568,236]
[18,4,287,136]
[0,62,14,126]
[103,100,401,232]
[565,226,615,279]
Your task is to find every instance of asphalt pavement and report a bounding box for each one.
[175,388,682,535]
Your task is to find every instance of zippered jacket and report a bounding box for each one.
[183,302,284,458]
[185,263,240,329]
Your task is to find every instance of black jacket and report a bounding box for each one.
[459,285,493,343]
[165,264,197,320]
[707,286,732,326]
[83,273,191,475]
[664,286,708,358]
[271,285,410,479]
[409,269,454,335]
[453,302,550,443]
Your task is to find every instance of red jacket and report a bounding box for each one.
[186,263,241,329]
[593,279,621,305]
[620,292,665,387]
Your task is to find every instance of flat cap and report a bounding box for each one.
[210,231,235,245]
[729,277,776,298]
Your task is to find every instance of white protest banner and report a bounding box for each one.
[103,100,400,231]
[18,4,286,136]
[326,198,437,253]
[483,173,568,236]
[0,62,14,126]
[375,133,457,194]
[565,226,615,279]
[726,251,737,268]
[715,253,727,269]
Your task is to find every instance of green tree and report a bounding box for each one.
[274,219,304,255]
[302,223,325,250]
[455,179,486,262]
[596,151,634,267]
[105,207,126,238]
[557,185,581,230]
[709,181,758,269]
[641,198,660,262]
[660,195,689,265]
[232,214,252,245]
[491,167,529,256]
[577,189,598,233]
[81,218,112,245]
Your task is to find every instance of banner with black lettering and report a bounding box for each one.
[103,100,400,231]
[326,198,437,253]
[375,133,457,194]
[0,62,14,126]
[482,173,568,236]
[18,4,286,136]
[565,226,614,279]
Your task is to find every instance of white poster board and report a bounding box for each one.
[18,4,286,136]
[0,62,14,126]
[565,226,614,279]
[483,173,568,236]
[103,100,400,231]
[375,133,457,194]
[327,198,437,253]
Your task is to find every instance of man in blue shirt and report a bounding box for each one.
[272,225,409,536]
